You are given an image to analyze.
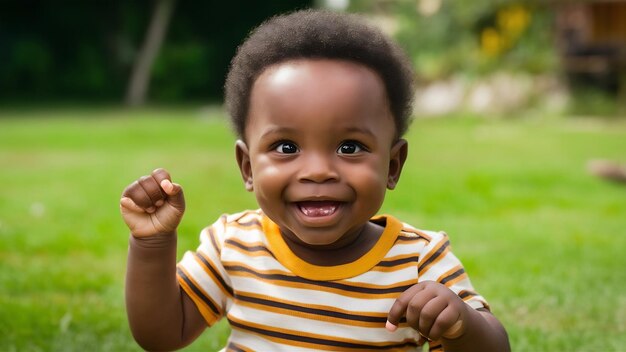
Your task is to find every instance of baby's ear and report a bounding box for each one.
[235,140,254,192]
[387,139,408,190]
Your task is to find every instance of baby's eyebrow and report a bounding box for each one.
[341,126,376,138]
[259,126,298,139]
[258,125,377,140]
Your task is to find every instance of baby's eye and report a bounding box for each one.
[337,141,364,154]
[274,142,299,154]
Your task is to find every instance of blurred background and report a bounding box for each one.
[1,0,625,351]
[2,0,626,113]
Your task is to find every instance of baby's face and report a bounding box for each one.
[237,59,406,248]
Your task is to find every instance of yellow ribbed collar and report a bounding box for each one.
[262,214,402,281]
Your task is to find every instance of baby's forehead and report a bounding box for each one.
[253,60,387,106]
[256,58,382,84]
[244,59,398,143]
[243,59,398,141]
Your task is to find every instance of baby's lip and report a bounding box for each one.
[295,200,343,217]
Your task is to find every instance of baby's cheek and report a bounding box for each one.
[351,166,387,188]
[251,162,288,197]
[351,169,387,205]
[254,164,282,181]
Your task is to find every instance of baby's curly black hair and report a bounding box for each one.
[224,9,414,139]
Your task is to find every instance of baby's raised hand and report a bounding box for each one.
[386,281,470,342]
[120,168,185,237]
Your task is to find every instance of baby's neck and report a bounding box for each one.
[281,221,384,266]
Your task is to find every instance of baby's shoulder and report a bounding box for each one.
[395,218,450,245]
[199,209,265,243]
[207,209,263,228]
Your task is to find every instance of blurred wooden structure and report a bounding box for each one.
[554,1,626,97]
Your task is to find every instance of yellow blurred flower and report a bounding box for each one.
[481,4,531,57]
[497,4,531,39]
[481,27,504,57]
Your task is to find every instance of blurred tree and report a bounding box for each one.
[0,0,312,104]
[126,0,177,107]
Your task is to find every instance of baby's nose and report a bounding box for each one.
[297,153,339,183]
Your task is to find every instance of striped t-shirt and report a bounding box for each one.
[177,210,487,351]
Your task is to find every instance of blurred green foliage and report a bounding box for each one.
[350,0,558,81]
[0,1,311,103]
[2,0,623,113]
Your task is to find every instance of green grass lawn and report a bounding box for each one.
[1,107,625,351]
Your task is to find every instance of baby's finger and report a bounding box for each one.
[386,283,426,331]
[120,196,144,214]
[122,180,154,210]
[151,168,172,186]
[160,179,185,213]
[160,179,176,195]
[138,175,166,207]
[416,296,448,340]
[437,308,464,340]
[149,168,182,198]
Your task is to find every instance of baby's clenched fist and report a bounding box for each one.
[120,168,185,237]
[386,281,470,342]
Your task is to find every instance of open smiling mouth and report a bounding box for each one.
[296,201,342,217]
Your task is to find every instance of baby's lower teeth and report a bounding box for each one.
[301,205,336,216]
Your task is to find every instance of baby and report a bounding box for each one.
[121,9,509,351]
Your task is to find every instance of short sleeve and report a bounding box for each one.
[177,216,234,326]
[417,231,489,311]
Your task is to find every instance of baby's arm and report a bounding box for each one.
[121,169,206,350]
[386,281,510,351]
